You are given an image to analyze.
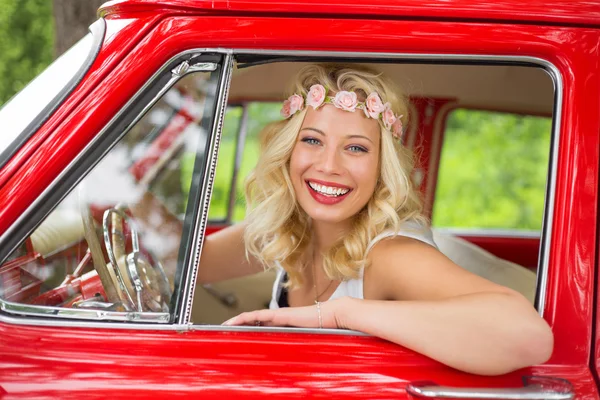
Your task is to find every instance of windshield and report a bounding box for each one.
[0,33,96,159]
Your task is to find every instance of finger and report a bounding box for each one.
[222,310,274,326]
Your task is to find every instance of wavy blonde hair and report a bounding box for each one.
[244,63,425,287]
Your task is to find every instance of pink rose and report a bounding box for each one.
[365,92,385,119]
[280,94,304,118]
[289,94,304,114]
[280,99,292,118]
[306,84,326,109]
[382,102,396,130]
[333,91,358,112]
[391,117,404,139]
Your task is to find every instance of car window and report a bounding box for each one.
[0,70,218,322]
[432,109,552,233]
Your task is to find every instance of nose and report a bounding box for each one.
[315,146,342,175]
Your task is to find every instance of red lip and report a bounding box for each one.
[305,180,352,205]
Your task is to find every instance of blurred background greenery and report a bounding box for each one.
[0,0,53,106]
[433,110,551,230]
[0,0,102,106]
[0,0,553,232]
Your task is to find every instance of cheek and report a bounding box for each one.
[354,157,380,191]
[289,146,312,177]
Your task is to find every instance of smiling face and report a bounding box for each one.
[289,104,381,226]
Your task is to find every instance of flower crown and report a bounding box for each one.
[280,84,404,139]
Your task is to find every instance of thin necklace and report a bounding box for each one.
[311,262,334,303]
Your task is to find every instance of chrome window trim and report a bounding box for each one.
[188,324,368,336]
[0,18,106,171]
[0,54,220,325]
[0,301,169,323]
[0,47,561,330]
[178,54,234,325]
[535,66,560,315]
[0,312,186,330]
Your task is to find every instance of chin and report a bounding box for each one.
[299,201,357,224]
[307,210,349,224]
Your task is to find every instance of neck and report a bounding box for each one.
[311,219,352,253]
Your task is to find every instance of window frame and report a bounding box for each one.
[194,50,561,325]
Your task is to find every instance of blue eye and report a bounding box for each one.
[348,145,368,153]
[301,137,320,145]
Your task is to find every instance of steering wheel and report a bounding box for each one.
[80,204,130,311]
[103,206,172,312]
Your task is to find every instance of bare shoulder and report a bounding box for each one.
[364,235,515,301]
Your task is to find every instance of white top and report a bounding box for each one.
[269,221,437,309]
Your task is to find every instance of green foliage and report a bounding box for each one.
[0,0,54,106]
[203,102,280,221]
[432,109,552,231]
[232,102,281,221]
[203,106,243,220]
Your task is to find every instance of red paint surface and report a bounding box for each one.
[0,6,598,399]
[101,0,600,26]
[411,98,454,218]
[462,235,541,269]
[0,323,596,399]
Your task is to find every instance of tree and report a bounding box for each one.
[0,0,105,106]
[0,0,53,105]
[53,0,104,57]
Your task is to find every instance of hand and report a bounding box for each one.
[222,297,351,329]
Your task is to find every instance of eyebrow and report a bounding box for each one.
[300,127,374,144]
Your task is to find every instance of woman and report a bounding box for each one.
[198,64,553,375]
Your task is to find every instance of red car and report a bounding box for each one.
[0,0,598,398]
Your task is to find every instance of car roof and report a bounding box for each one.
[100,0,600,27]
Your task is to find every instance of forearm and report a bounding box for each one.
[335,293,553,375]
[197,223,263,283]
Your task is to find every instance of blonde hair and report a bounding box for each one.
[244,63,425,287]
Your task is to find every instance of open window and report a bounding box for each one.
[192,57,556,325]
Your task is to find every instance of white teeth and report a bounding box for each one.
[308,181,350,197]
